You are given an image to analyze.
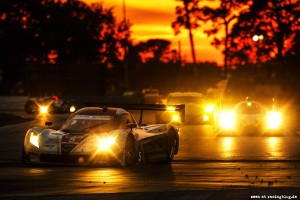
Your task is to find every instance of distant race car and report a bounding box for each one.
[24,96,76,114]
[22,104,185,166]
[156,92,215,124]
[215,99,282,135]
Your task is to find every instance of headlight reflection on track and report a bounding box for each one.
[267,137,282,157]
[221,137,234,159]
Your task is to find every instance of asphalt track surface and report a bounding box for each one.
[0,112,300,199]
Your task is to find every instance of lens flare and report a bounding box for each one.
[205,105,214,113]
[219,110,235,129]
[98,137,116,151]
[172,115,179,121]
[267,111,282,129]
[39,105,48,114]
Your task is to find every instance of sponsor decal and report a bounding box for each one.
[62,135,87,143]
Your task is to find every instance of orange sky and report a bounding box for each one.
[84,0,223,65]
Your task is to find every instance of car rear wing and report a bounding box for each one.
[85,103,185,125]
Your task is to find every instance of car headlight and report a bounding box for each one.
[98,136,116,151]
[29,132,39,148]
[205,105,214,113]
[219,110,235,129]
[69,105,76,113]
[267,111,282,129]
[39,105,48,114]
[203,115,210,121]
[172,114,180,121]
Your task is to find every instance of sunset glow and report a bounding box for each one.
[84,0,223,65]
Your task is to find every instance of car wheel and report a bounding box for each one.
[21,147,29,164]
[166,134,176,162]
[124,136,136,166]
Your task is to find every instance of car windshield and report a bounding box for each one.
[167,96,203,104]
[235,102,265,114]
[60,114,117,133]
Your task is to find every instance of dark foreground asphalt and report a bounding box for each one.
[1,188,299,200]
[0,113,33,127]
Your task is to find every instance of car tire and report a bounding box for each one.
[124,135,136,167]
[166,134,176,162]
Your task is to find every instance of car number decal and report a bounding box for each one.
[62,135,87,143]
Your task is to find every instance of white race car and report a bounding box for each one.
[215,100,282,135]
[22,104,185,166]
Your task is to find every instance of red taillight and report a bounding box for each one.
[52,95,59,101]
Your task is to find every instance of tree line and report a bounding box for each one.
[2,0,298,95]
[173,0,299,75]
[0,0,194,95]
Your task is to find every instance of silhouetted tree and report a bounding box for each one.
[199,0,248,76]
[0,0,131,93]
[229,0,299,65]
[137,39,172,63]
[0,0,131,65]
[172,0,201,76]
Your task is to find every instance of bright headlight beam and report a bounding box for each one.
[203,115,209,121]
[267,111,282,129]
[172,115,179,121]
[69,106,76,113]
[30,132,39,148]
[219,111,235,129]
[205,105,214,113]
[39,105,48,114]
[98,137,116,151]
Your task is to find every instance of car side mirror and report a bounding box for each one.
[127,123,137,129]
[45,121,52,128]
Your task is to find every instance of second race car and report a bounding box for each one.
[215,99,282,135]
[24,95,76,114]
[22,104,184,166]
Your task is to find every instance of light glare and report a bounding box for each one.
[172,115,179,121]
[219,111,235,129]
[98,137,116,151]
[205,105,214,113]
[167,106,176,112]
[39,106,48,114]
[30,132,39,148]
[70,106,76,112]
[267,111,281,129]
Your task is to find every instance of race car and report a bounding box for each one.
[215,99,282,135]
[156,92,215,124]
[21,104,184,166]
[24,96,76,114]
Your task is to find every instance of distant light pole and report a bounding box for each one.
[252,34,264,64]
